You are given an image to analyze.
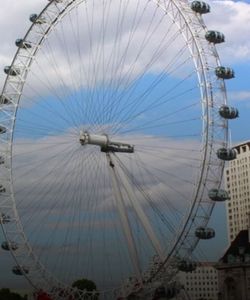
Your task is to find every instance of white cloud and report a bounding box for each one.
[0,0,45,89]
[0,0,198,97]
[204,0,250,63]
[229,90,250,102]
[1,0,249,96]
[6,131,207,285]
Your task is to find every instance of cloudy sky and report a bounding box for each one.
[0,0,250,294]
[0,0,249,139]
[203,0,250,144]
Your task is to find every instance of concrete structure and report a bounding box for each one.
[215,229,250,300]
[178,262,218,300]
[224,141,250,242]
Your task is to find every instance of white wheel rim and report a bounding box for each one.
[0,0,228,298]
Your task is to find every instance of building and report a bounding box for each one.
[216,141,250,300]
[178,262,219,300]
[215,229,250,300]
[225,141,250,242]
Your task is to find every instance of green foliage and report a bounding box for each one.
[72,278,97,291]
[0,288,27,300]
[72,278,99,299]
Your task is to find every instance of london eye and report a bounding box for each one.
[0,0,238,299]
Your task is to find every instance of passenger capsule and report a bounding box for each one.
[1,241,18,251]
[12,265,29,276]
[205,31,225,44]
[219,105,239,119]
[178,260,197,272]
[217,148,237,161]
[0,185,6,193]
[191,1,210,14]
[0,95,11,105]
[208,189,230,202]
[29,14,46,24]
[215,67,235,79]
[0,126,6,134]
[15,39,32,49]
[0,213,10,224]
[195,227,215,239]
[4,66,20,76]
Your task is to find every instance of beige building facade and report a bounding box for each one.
[178,262,218,300]
[225,141,250,242]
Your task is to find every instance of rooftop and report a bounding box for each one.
[220,230,250,264]
[233,141,250,153]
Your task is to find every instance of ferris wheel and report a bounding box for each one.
[0,0,238,299]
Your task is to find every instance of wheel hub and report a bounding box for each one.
[79,131,134,153]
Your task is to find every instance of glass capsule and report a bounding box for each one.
[191,1,210,14]
[205,31,225,44]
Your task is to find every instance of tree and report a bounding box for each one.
[0,288,28,300]
[72,278,99,299]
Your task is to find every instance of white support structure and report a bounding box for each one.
[115,160,165,262]
[107,153,142,282]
